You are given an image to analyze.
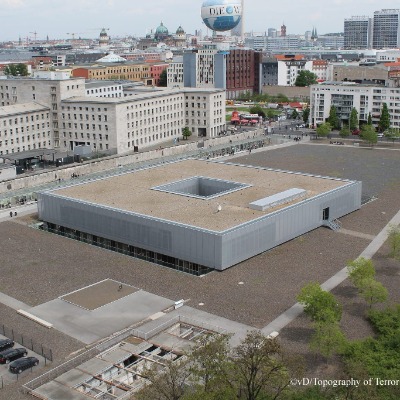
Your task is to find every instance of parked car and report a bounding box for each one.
[0,339,14,352]
[352,129,360,135]
[9,357,39,374]
[0,348,27,364]
[377,133,384,138]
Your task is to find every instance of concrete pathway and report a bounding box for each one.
[0,202,38,222]
[0,291,29,311]
[261,208,400,336]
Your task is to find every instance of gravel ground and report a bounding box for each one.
[233,143,400,381]
[1,142,399,397]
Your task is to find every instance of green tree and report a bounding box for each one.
[137,357,191,400]
[385,127,400,144]
[316,122,332,138]
[327,105,340,130]
[360,124,377,146]
[266,109,276,120]
[188,334,232,396]
[367,112,373,125]
[274,93,289,103]
[302,107,310,125]
[297,282,342,323]
[158,68,167,87]
[339,126,350,138]
[182,126,192,140]
[388,225,400,260]
[4,63,29,76]
[310,320,346,359]
[249,105,266,119]
[291,109,299,119]
[230,331,300,400]
[349,108,359,131]
[379,103,390,132]
[295,70,318,87]
[347,257,376,288]
[358,278,388,309]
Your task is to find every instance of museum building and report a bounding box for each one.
[38,160,362,275]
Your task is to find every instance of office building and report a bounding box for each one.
[38,159,362,273]
[59,87,225,154]
[373,9,400,49]
[344,16,372,49]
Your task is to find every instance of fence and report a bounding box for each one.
[0,130,273,206]
[22,326,135,394]
[0,324,52,362]
[131,315,227,341]
[23,314,228,395]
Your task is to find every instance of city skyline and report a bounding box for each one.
[1,0,399,42]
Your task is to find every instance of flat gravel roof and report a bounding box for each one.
[53,160,349,232]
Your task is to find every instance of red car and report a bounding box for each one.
[352,129,360,135]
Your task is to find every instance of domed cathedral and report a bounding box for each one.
[137,22,187,50]
[155,22,169,41]
[99,28,110,47]
[173,25,187,47]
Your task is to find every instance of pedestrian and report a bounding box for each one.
[9,211,13,218]
[14,211,17,217]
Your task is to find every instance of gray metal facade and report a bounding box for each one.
[38,179,362,271]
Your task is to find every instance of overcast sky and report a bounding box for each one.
[1,0,399,41]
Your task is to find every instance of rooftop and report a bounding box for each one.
[53,160,348,232]
[62,87,224,104]
[0,102,49,117]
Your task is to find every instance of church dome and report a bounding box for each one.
[176,25,185,35]
[156,22,169,36]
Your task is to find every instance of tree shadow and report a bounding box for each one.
[333,285,358,299]
[281,326,314,344]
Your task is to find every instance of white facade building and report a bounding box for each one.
[167,57,184,88]
[85,81,123,98]
[0,102,51,156]
[310,82,400,128]
[60,87,225,154]
[277,59,313,86]
[0,77,85,149]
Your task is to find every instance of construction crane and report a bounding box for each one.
[66,32,85,41]
[30,31,38,42]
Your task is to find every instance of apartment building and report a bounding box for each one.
[181,46,259,99]
[149,63,169,86]
[71,62,154,85]
[311,60,329,82]
[167,57,184,88]
[275,55,312,86]
[310,82,400,128]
